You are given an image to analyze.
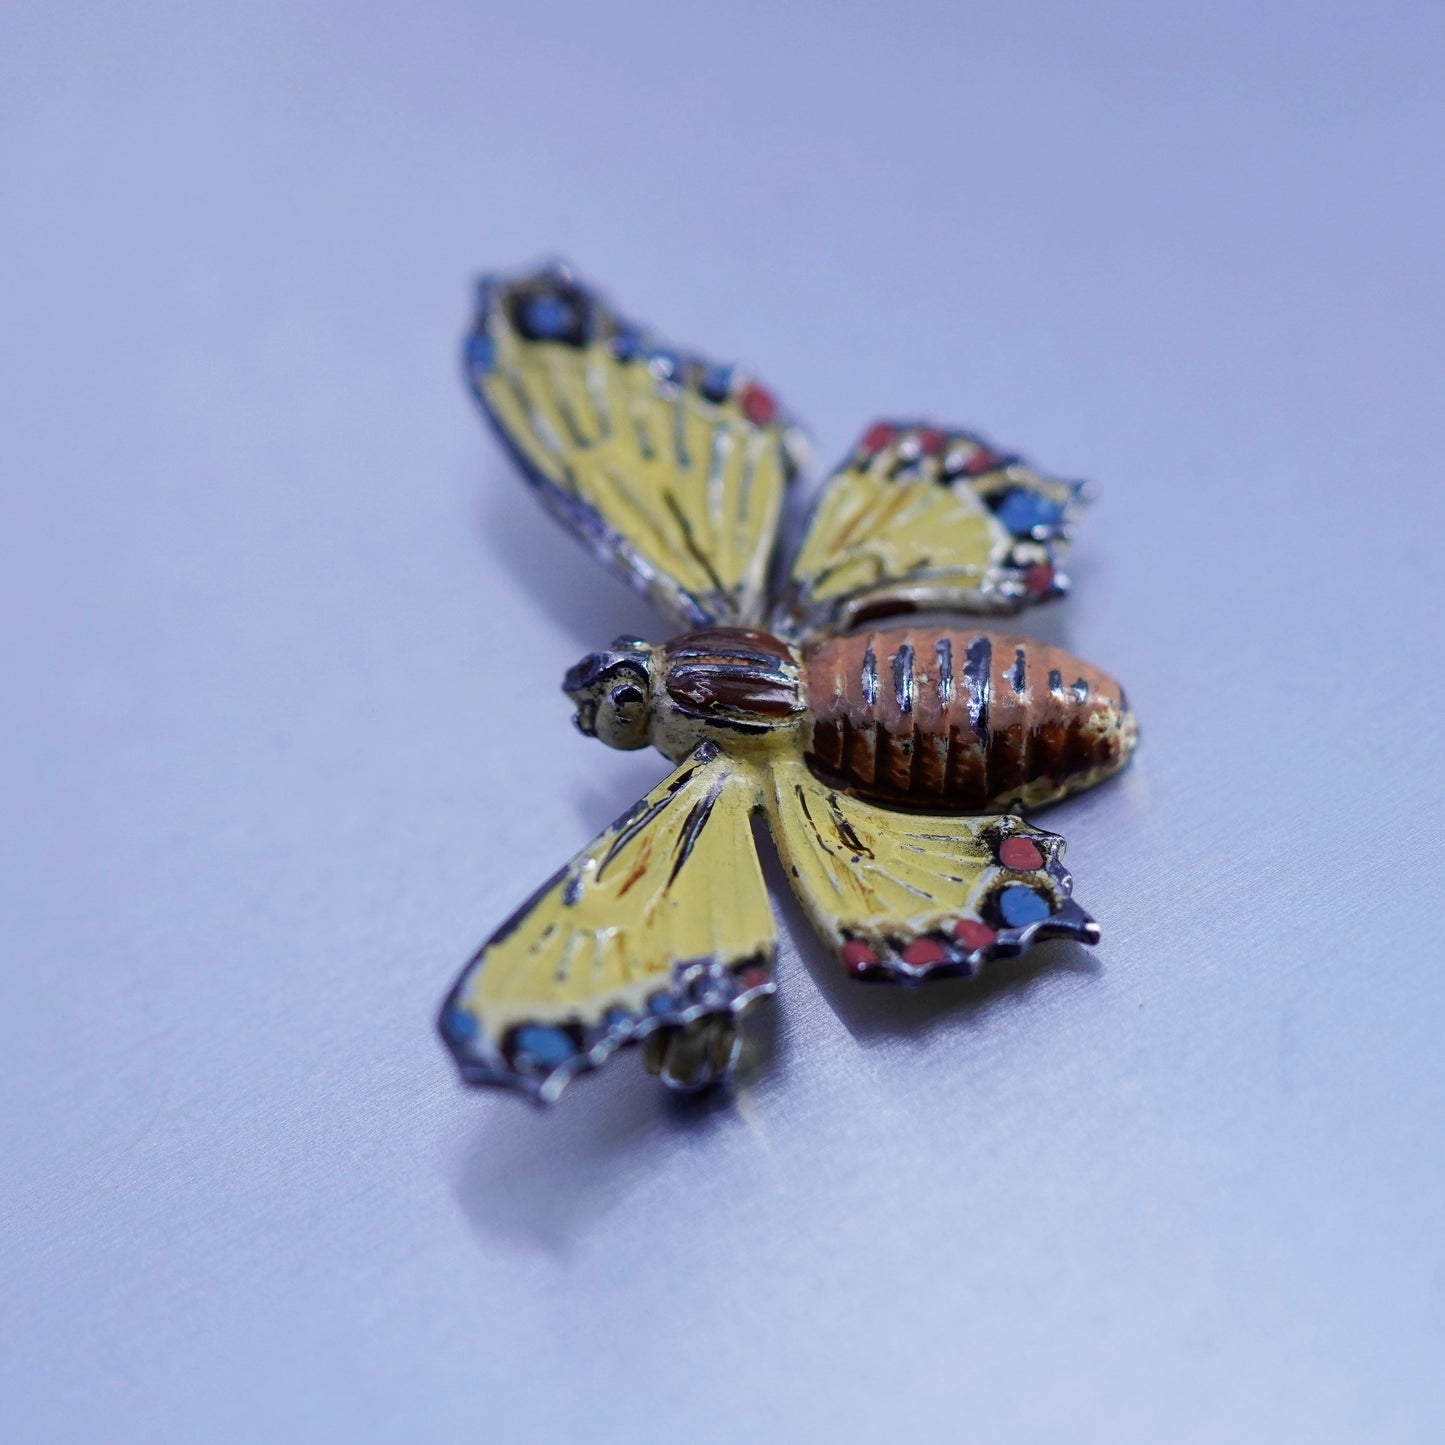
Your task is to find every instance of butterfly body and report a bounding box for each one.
[441,264,1138,1102]
[562,626,807,763]
[567,623,1135,814]
[803,626,1136,812]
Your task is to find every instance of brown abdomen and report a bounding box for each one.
[803,626,1136,810]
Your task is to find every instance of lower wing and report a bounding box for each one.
[764,754,1098,981]
[439,744,774,1101]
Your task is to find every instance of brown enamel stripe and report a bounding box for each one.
[802,625,1134,810]
[663,626,802,719]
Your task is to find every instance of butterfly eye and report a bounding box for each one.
[597,682,649,749]
[562,646,655,751]
[590,673,651,751]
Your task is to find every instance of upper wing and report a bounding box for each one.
[439,744,775,1101]
[774,420,1086,639]
[765,754,1097,982]
[465,262,804,631]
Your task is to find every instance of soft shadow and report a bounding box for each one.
[1005,599,1076,651]
[567,751,669,838]
[1015,547,1103,650]
[451,1001,781,1257]
[477,465,659,650]
[448,799,783,1261]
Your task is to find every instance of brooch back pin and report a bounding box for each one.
[440,263,1137,1102]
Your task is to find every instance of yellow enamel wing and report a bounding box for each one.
[441,263,1136,1101]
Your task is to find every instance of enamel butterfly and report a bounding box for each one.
[439,263,1137,1101]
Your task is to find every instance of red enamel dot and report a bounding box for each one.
[900,938,948,967]
[738,966,769,991]
[860,421,894,454]
[963,447,1000,476]
[741,383,778,426]
[999,836,1045,871]
[840,940,878,976]
[953,919,997,952]
[918,428,946,456]
[1024,561,1055,597]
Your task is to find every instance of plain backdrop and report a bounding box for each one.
[3,4,1443,1442]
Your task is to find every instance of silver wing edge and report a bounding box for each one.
[770,418,1091,640]
[436,744,776,1105]
[464,262,808,632]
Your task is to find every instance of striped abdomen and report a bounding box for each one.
[803,626,1136,810]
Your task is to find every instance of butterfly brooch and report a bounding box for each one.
[439,263,1138,1102]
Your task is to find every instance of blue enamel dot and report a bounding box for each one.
[440,1005,477,1046]
[464,331,495,375]
[698,362,733,402]
[647,990,677,1016]
[512,1025,575,1069]
[520,292,575,340]
[998,884,1055,928]
[994,488,1064,537]
[611,327,643,362]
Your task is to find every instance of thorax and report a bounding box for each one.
[653,626,806,759]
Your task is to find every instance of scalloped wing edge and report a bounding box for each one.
[439,958,776,1105]
[774,419,1090,639]
[838,837,1100,986]
[464,260,810,631]
[437,743,776,1104]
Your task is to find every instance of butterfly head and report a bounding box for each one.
[563,638,658,751]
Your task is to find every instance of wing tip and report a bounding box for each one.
[467,259,802,436]
[463,259,801,632]
[832,846,1101,986]
[438,956,777,1106]
[783,418,1090,632]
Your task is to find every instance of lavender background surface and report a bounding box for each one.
[4,4,1443,1441]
